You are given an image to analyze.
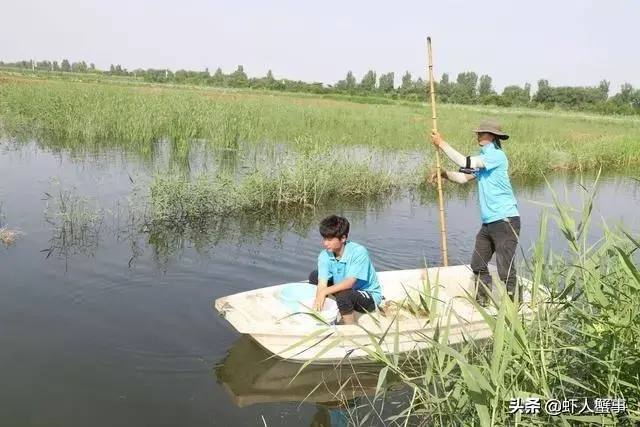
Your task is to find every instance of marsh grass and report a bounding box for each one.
[42,178,106,265]
[148,147,407,226]
[2,80,640,181]
[286,171,640,426]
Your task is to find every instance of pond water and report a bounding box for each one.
[0,139,638,427]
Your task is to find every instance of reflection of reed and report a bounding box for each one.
[215,148,239,177]
[136,197,385,268]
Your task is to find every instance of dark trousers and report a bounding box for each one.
[308,270,377,315]
[470,216,521,303]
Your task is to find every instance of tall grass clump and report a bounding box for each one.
[42,178,105,261]
[293,171,640,426]
[148,147,404,225]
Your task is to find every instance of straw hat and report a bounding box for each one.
[472,119,509,140]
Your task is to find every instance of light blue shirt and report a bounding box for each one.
[473,142,519,224]
[317,241,383,306]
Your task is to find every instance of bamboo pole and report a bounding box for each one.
[427,36,448,266]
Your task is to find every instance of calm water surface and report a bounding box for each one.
[0,140,638,426]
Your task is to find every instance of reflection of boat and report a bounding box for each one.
[215,265,539,363]
[214,335,399,407]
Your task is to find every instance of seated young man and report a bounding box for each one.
[308,215,383,325]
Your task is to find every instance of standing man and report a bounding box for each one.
[429,119,521,306]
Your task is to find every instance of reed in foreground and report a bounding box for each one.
[291,172,640,426]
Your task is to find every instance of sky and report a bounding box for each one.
[1,0,639,94]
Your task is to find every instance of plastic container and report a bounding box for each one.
[279,283,339,325]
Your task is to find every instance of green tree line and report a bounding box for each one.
[2,59,639,115]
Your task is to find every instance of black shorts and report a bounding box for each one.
[308,269,377,315]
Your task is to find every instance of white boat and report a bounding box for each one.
[214,264,540,364]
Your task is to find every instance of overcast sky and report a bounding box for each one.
[1,0,638,93]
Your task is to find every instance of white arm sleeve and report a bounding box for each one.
[445,171,473,184]
[440,142,485,168]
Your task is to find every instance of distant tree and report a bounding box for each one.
[611,83,635,105]
[264,69,283,90]
[359,70,377,92]
[413,77,427,100]
[335,71,357,91]
[478,74,493,97]
[229,65,248,87]
[400,71,412,93]
[346,71,356,89]
[36,61,51,71]
[436,73,453,102]
[631,89,640,109]
[502,85,530,106]
[212,67,224,83]
[455,72,478,102]
[61,59,71,72]
[71,61,87,72]
[378,72,394,93]
[534,79,552,104]
[598,80,610,101]
[551,85,604,108]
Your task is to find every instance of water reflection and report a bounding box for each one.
[68,186,397,270]
[36,176,399,271]
[7,129,432,181]
[2,137,639,426]
[215,335,402,426]
[38,164,640,274]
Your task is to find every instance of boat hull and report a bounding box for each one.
[215,265,537,363]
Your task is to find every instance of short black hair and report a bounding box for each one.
[319,215,350,239]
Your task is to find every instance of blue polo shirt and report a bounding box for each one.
[473,142,519,224]
[317,241,383,306]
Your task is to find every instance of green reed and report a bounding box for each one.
[148,148,406,225]
[2,78,640,181]
[288,171,640,426]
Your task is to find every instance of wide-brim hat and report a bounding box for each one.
[472,119,509,140]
